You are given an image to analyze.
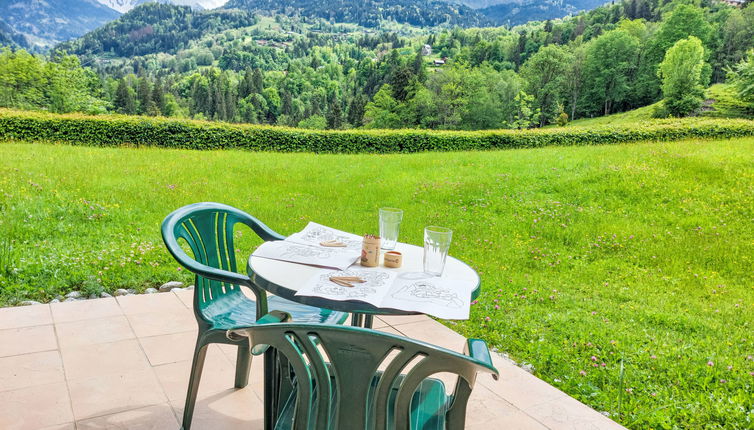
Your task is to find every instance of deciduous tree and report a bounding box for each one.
[658,36,706,117]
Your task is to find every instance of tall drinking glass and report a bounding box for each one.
[379,207,403,250]
[423,226,452,276]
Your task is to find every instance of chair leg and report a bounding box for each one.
[182,341,209,430]
[234,341,252,388]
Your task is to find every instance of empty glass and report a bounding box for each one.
[423,226,452,276]
[379,207,403,250]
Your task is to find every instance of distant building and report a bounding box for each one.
[721,0,745,6]
[421,44,432,56]
[433,59,445,66]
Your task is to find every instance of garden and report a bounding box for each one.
[0,134,752,428]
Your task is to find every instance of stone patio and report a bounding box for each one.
[0,290,626,430]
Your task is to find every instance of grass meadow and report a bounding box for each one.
[0,138,752,428]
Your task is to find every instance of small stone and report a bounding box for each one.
[49,299,60,304]
[159,281,184,292]
[100,292,113,298]
[127,289,136,294]
[55,295,64,301]
[114,289,129,296]
[65,291,82,299]
[19,300,42,306]
[88,294,98,299]
[64,297,78,302]
[186,285,194,290]
[145,288,159,294]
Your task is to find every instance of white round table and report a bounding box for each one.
[247,241,480,325]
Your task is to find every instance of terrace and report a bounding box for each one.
[0,291,625,429]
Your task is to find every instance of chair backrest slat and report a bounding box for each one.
[231,323,498,430]
[161,202,286,324]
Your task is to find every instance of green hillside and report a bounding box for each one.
[568,84,754,127]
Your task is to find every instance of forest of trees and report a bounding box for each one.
[224,0,491,28]
[1,0,753,130]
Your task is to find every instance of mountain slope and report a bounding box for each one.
[480,0,608,25]
[0,18,27,48]
[57,2,255,57]
[223,0,491,28]
[0,0,121,47]
[95,0,228,13]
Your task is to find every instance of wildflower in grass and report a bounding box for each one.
[719,379,727,384]
[707,361,714,366]
[650,355,657,359]
[484,316,491,321]
[579,370,587,376]
[471,300,478,305]
[727,365,733,370]
[494,305,500,310]
[601,363,606,367]
[591,356,597,361]
[650,392,657,397]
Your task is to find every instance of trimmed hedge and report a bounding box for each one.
[2,108,754,153]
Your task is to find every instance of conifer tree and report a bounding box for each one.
[114,78,136,115]
[152,76,165,115]
[252,68,264,94]
[136,75,152,115]
[326,101,343,129]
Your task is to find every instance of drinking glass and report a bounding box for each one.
[423,226,452,276]
[379,207,403,250]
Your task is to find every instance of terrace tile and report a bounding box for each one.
[0,382,73,429]
[394,318,467,350]
[60,338,150,381]
[466,384,548,430]
[524,393,626,430]
[0,303,52,329]
[0,350,65,392]
[39,423,76,430]
[0,296,626,429]
[55,315,135,349]
[75,403,179,429]
[173,288,194,308]
[126,309,196,338]
[154,345,236,404]
[139,330,199,366]
[376,313,434,326]
[117,292,186,315]
[169,387,265,430]
[50,297,122,323]
[67,369,167,420]
[0,325,58,358]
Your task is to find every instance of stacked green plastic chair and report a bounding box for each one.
[161,202,349,430]
[229,311,499,430]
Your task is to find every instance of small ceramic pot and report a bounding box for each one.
[383,251,403,268]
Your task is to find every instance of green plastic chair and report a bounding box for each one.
[161,202,349,430]
[228,312,499,430]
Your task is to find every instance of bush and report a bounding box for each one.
[1,108,754,153]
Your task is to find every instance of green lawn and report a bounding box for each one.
[0,139,752,428]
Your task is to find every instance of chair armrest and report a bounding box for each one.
[465,338,499,380]
[256,310,292,325]
[226,311,291,355]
